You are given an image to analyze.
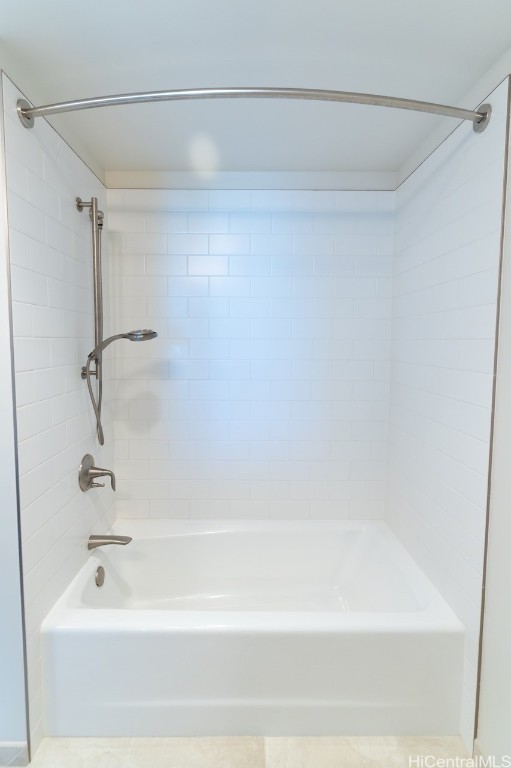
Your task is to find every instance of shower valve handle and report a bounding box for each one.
[79,454,116,492]
[88,467,115,490]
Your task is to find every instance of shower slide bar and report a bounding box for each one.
[16,87,491,132]
[77,194,158,445]
[76,196,106,445]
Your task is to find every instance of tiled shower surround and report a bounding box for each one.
[105,80,508,750]
[2,64,509,755]
[108,189,394,520]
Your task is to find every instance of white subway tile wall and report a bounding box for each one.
[387,79,509,747]
[3,65,508,754]
[2,75,115,752]
[108,189,394,521]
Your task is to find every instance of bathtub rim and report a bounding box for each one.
[41,519,465,636]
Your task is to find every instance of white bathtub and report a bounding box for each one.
[42,520,464,736]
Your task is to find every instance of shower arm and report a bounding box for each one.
[16,86,492,133]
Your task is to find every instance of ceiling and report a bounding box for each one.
[1,0,511,177]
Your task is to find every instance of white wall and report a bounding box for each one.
[2,73,116,752]
[386,79,509,747]
[476,81,511,760]
[107,189,393,521]
[0,72,28,767]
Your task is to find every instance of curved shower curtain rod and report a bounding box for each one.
[16,87,492,132]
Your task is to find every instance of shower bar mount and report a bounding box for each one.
[16,87,491,132]
[76,196,104,228]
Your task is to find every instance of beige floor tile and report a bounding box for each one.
[29,737,265,768]
[28,736,468,768]
[384,737,469,761]
[128,737,265,768]
[263,736,468,768]
[29,738,133,768]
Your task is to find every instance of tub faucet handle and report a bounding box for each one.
[88,466,116,491]
[79,454,116,492]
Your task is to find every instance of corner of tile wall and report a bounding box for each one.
[387,78,509,749]
[2,73,115,752]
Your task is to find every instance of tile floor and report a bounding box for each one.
[22,736,468,768]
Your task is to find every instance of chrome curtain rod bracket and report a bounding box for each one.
[16,88,492,133]
[473,103,492,133]
[17,99,34,128]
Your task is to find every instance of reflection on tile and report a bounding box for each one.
[27,736,468,768]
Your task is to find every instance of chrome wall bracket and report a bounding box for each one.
[81,365,97,380]
[16,99,34,128]
[76,197,104,227]
[473,103,492,133]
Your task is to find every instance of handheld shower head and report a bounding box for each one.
[125,329,158,342]
[83,328,158,445]
[87,329,158,360]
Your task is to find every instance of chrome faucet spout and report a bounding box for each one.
[88,535,132,551]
